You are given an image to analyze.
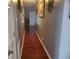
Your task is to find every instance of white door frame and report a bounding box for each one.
[8,1,19,59]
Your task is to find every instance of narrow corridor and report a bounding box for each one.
[21,27,49,59]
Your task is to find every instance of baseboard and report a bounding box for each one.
[20,31,25,59]
[36,32,52,59]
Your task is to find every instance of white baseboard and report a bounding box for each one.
[20,31,25,59]
[36,32,52,59]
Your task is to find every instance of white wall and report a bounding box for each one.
[58,0,70,59]
[8,2,18,59]
[36,0,69,59]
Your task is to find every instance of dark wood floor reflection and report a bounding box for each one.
[21,27,49,59]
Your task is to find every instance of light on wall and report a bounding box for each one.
[47,0,54,12]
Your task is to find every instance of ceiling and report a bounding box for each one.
[23,0,38,12]
[23,0,38,6]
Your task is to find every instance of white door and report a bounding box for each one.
[29,11,36,26]
[8,2,17,59]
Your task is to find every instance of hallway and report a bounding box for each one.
[8,0,70,59]
[21,27,49,59]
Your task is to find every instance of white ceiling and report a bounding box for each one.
[23,0,38,5]
[23,0,37,13]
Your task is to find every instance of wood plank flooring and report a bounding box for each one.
[21,27,49,59]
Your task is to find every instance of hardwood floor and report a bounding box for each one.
[21,27,49,59]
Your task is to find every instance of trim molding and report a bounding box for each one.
[36,32,52,59]
[20,31,25,59]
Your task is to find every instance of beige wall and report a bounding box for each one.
[36,0,65,59]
